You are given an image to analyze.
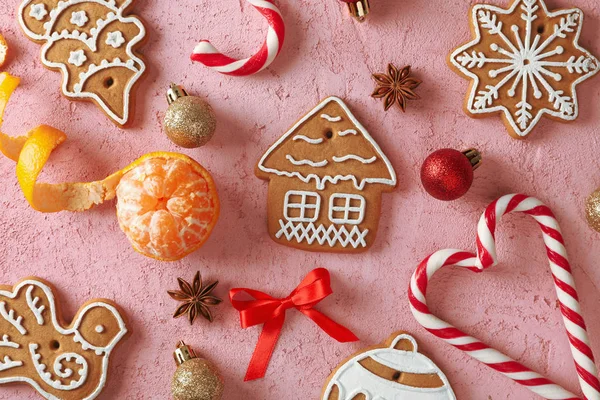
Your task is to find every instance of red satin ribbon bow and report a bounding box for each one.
[229,268,359,381]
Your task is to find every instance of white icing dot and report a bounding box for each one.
[508,89,516,97]
[68,50,87,67]
[534,90,543,99]
[29,3,48,21]
[106,31,126,48]
[555,46,564,55]
[511,25,519,32]
[490,43,499,51]
[95,325,105,333]
[70,11,89,28]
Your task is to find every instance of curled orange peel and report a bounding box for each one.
[0,72,127,212]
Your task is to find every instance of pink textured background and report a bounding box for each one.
[1,0,600,398]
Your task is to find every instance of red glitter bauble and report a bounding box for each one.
[420,149,476,201]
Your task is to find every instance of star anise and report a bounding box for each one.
[372,64,421,112]
[168,271,222,325]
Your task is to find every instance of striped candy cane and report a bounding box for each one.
[191,0,285,76]
[409,194,600,400]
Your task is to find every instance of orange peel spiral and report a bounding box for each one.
[0,72,220,261]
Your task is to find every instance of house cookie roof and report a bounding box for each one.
[257,97,397,191]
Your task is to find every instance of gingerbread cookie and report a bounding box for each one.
[18,0,147,126]
[0,277,128,400]
[322,332,456,400]
[256,96,397,253]
[448,0,599,138]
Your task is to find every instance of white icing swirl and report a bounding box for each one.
[29,344,89,391]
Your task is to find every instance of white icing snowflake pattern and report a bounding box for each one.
[105,31,125,48]
[29,3,47,21]
[450,0,599,137]
[68,49,87,67]
[70,10,89,27]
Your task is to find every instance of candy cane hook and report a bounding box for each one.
[191,0,285,76]
[409,194,600,400]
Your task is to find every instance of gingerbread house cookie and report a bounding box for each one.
[256,97,396,253]
[322,332,456,400]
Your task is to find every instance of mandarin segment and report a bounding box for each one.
[0,34,8,68]
[116,157,219,261]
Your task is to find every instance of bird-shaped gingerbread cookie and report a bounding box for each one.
[0,277,128,399]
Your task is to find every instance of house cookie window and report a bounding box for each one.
[329,194,365,225]
[284,191,321,222]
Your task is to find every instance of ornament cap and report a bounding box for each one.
[462,148,482,171]
[174,341,198,365]
[167,84,189,105]
[346,0,369,22]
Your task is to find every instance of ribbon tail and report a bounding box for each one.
[301,309,359,343]
[244,313,286,381]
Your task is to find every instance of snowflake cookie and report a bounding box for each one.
[449,0,599,138]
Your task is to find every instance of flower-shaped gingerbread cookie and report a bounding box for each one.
[449,0,599,138]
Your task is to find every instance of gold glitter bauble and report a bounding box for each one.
[172,358,224,400]
[164,96,217,148]
[585,189,600,232]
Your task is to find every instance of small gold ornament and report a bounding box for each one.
[585,189,600,232]
[164,84,217,148]
[172,341,224,400]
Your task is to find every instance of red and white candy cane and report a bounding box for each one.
[191,0,285,76]
[409,194,600,400]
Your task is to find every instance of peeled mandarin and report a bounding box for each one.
[116,157,219,261]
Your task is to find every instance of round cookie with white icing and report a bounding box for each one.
[255,96,397,253]
[322,332,456,400]
[448,0,599,139]
[0,276,128,400]
[18,0,147,127]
